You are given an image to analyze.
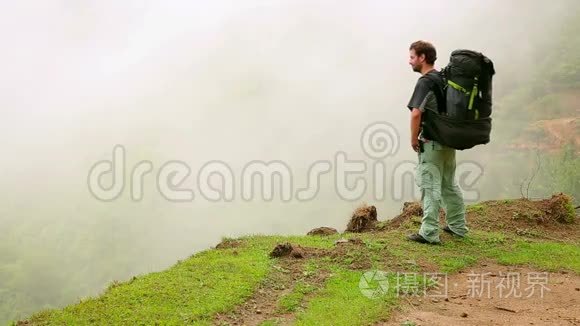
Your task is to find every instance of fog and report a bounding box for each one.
[0,0,574,322]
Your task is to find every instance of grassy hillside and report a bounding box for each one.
[18,196,579,325]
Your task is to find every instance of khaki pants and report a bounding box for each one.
[415,140,468,243]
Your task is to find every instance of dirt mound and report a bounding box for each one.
[307,227,338,236]
[345,204,378,232]
[379,201,448,231]
[383,202,423,229]
[476,193,576,226]
[269,243,305,259]
[466,194,579,241]
[542,193,576,223]
[378,194,578,240]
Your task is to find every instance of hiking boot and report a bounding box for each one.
[443,225,464,237]
[406,233,429,244]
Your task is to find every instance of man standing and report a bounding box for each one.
[406,40,468,244]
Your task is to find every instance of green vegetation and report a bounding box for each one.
[537,145,580,204]
[294,269,398,326]
[466,204,486,214]
[26,246,271,325]
[496,241,580,273]
[21,224,579,325]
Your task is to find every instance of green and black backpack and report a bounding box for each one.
[423,49,496,150]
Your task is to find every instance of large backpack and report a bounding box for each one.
[423,49,495,150]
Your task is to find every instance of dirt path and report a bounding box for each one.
[212,238,380,325]
[385,262,580,326]
[213,246,331,326]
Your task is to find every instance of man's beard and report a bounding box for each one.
[412,64,422,72]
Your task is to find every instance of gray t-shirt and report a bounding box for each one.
[407,70,442,113]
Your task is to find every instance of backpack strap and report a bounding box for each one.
[422,72,447,115]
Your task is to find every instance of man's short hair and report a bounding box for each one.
[409,40,437,65]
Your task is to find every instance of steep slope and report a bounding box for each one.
[18,197,578,325]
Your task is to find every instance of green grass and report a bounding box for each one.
[435,255,478,273]
[277,281,317,313]
[20,234,340,325]
[466,204,486,214]
[294,269,398,326]
[563,199,577,224]
[495,241,580,272]
[21,227,580,325]
[241,234,342,250]
[401,321,418,326]
[26,246,271,325]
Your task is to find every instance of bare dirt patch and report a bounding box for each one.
[214,254,330,326]
[214,244,334,326]
[508,117,580,153]
[385,262,580,325]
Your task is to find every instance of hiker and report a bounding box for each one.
[405,40,468,244]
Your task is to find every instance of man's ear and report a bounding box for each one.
[419,54,426,63]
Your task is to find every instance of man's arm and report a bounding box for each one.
[407,77,430,153]
[410,108,422,152]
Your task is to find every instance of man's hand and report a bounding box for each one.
[411,137,420,152]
